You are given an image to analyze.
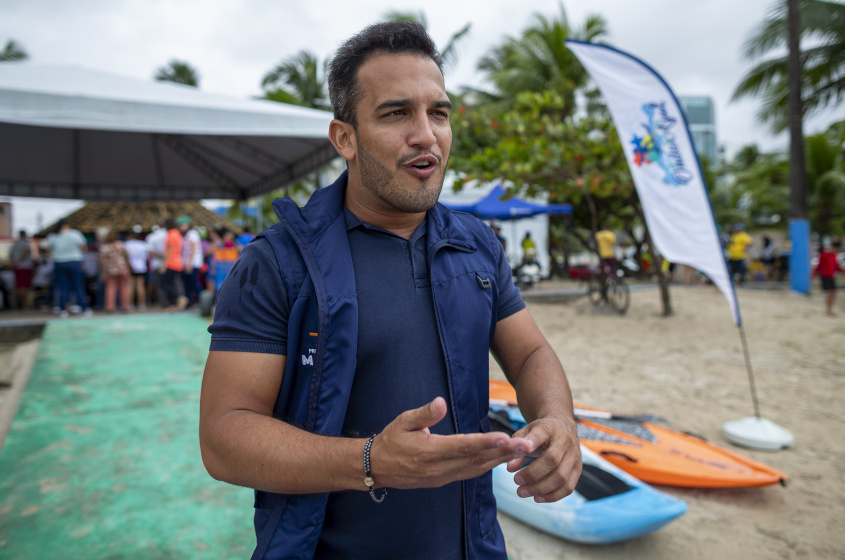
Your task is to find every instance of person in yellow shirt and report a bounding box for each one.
[727,224,753,285]
[521,232,537,264]
[595,227,617,273]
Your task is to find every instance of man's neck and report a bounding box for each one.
[343,189,426,241]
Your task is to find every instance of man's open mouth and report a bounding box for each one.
[405,155,440,170]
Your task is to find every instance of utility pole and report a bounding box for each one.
[787,0,811,293]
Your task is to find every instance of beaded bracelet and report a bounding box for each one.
[363,435,387,503]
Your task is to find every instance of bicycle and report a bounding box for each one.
[587,260,630,315]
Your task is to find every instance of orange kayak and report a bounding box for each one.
[489,380,788,488]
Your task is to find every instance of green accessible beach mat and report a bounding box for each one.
[0,313,253,559]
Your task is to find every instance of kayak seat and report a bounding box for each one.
[576,464,633,501]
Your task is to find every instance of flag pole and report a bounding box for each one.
[737,325,761,419]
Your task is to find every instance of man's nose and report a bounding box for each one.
[407,112,438,149]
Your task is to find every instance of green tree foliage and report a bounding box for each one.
[805,125,845,236]
[259,50,334,219]
[154,60,200,87]
[262,50,328,110]
[471,4,608,115]
[709,146,790,231]
[732,0,845,132]
[710,123,845,238]
[449,90,642,260]
[0,39,28,62]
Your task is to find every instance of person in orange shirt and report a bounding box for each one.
[158,217,188,311]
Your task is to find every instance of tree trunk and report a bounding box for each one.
[787,0,807,220]
[634,199,672,316]
[561,214,572,276]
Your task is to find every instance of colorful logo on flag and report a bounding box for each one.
[630,102,693,186]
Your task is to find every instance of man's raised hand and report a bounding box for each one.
[368,397,533,490]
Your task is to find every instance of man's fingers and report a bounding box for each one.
[512,422,551,456]
[396,397,448,432]
[519,458,582,502]
[426,431,530,460]
[420,436,532,484]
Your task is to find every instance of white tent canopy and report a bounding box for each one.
[0,64,338,201]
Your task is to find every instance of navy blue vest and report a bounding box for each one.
[252,172,508,559]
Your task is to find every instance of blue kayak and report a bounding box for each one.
[490,408,687,544]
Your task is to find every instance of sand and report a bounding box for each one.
[495,284,844,560]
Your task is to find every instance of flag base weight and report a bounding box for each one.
[722,417,794,451]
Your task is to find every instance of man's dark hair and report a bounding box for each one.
[328,21,443,127]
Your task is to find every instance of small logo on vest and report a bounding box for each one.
[302,348,316,366]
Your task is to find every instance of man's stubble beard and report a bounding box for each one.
[356,136,447,214]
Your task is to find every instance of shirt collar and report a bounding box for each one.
[342,206,427,242]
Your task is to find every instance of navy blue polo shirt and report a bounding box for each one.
[209,207,525,559]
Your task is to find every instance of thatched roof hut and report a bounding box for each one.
[36,201,242,237]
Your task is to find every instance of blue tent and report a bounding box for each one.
[442,185,572,220]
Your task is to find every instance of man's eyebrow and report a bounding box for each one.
[375,99,453,111]
[375,99,412,111]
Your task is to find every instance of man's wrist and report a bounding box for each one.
[363,435,387,503]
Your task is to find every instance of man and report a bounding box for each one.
[200,22,580,560]
[177,215,203,307]
[42,220,92,318]
[520,231,537,264]
[727,224,753,285]
[9,230,34,310]
[490,222,507,252]
[146,220,168,307]
[158,217,187,311]
[595,225,617,273]
[236,225,256,251]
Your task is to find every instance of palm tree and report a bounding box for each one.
[261,50,328,109]
[154,60,200,87]
[0,39,28,62]
[381,10,471,71]
[805,127,845,236]
[473,5,609,117]
[732,0,845,132]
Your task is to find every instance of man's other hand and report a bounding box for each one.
[369,397,532,490]
[507,414,581,503]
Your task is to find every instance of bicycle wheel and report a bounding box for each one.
[608,277,630,314]
[587,276,604,306]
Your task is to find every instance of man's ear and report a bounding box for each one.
[329,119,357,162]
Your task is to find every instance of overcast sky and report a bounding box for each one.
[2,0,844,234]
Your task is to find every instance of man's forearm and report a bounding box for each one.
[200,411,367,494]
[511,345,575,424]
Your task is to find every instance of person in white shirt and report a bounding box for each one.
[178,215,203,307]
[41,220,92,317]
[125,230,151,310]
[145,221,168,307]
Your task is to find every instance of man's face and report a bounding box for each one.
[348,53,452,214]
[179,223,189,234]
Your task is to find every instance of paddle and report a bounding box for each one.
[574,408,668,424]
[490,399,667,425]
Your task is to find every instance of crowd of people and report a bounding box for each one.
[0,216,252,316]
